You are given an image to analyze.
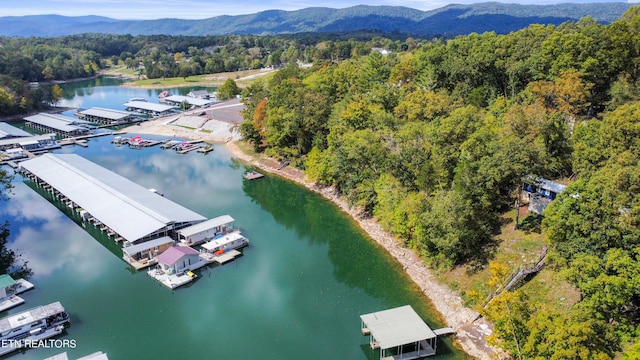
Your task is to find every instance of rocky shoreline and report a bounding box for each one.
[123,117,505,360]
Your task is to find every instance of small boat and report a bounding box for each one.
[158,90,170,98]
[244,171,264,180]
[129,97,147,102]
[198,145,213,153]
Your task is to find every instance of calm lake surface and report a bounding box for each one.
[0,79,467,359]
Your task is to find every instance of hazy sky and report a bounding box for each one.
[3,0,633,20]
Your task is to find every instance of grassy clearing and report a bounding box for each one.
[102,67,273,89]
[437,207,579,308]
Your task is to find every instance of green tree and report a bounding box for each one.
[217,78,240,100]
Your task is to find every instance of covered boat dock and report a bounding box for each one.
[360,305,437,359]
[24,113,91,137]
[19,153,206,246]
[161,95,213,109]
[122,236,175,270]
[76,107,139,125]
[177,214,235,246]
[124,101,176,117]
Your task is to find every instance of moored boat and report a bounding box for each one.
[201,231,249,254]
[0,301,70,356]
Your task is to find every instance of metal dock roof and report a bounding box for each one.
[360,305,437,350]
[0,122,31,138]
[124,101,175,112]
[177,215,234,237]
[24,113,90,132]
[163,95,212,107]
[122,236,174,256]
[20,154,206,243]
[77,107,134,120]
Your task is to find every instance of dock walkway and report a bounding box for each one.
[0,279,35,312]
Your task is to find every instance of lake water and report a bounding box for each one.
[0,79,467,359]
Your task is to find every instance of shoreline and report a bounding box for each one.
[122,118,504,360]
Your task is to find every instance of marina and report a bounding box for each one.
[0,78,463,359]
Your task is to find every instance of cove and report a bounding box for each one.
[0,79,467,359]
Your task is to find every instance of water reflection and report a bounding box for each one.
[3,181,111,280]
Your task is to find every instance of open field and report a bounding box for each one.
[101,67,275,89]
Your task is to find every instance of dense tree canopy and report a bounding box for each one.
[238,7,640,357]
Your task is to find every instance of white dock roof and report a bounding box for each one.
[0,122,31,138]
[20,154,206,243]
[78,107,134,120]
[124,101,175,112]
[24,113,89,132]
[163,95,212,107]
[360,305,436,350]
[122,236,174,256]
[177,215,234,237]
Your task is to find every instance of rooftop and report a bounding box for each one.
[20,153,206,243]
[124,101,175,112]
[177,215,234,238]
[360,305,436,350]
[122,236,174,256]
[77,107,135,120]
[0,122,31,138]
[157,246,199,266]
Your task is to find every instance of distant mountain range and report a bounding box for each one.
[0,2,634,38]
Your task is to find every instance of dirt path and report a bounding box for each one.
[125,118,506,360]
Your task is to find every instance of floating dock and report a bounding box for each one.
[244,171,264,180]
[0,278,35,312]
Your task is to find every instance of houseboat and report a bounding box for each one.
[0,301,70,356]
[201,231,249,254]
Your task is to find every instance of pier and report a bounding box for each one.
[361,305,439,359]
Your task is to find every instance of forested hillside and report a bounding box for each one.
[2,4,640,358]
[239,7,640,358]
[0,33,398,116]
[0,3,631,37]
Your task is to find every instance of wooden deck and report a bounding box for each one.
[124,257,158,270]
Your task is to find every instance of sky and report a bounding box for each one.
[2,0,635,20]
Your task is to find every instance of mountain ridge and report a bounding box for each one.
[0,2,633,37]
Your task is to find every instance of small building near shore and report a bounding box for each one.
[521,177,567,215]
[156,246,201,274]
[187,90,210,99]
[177,214,235,246]
[122,236,174,270]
